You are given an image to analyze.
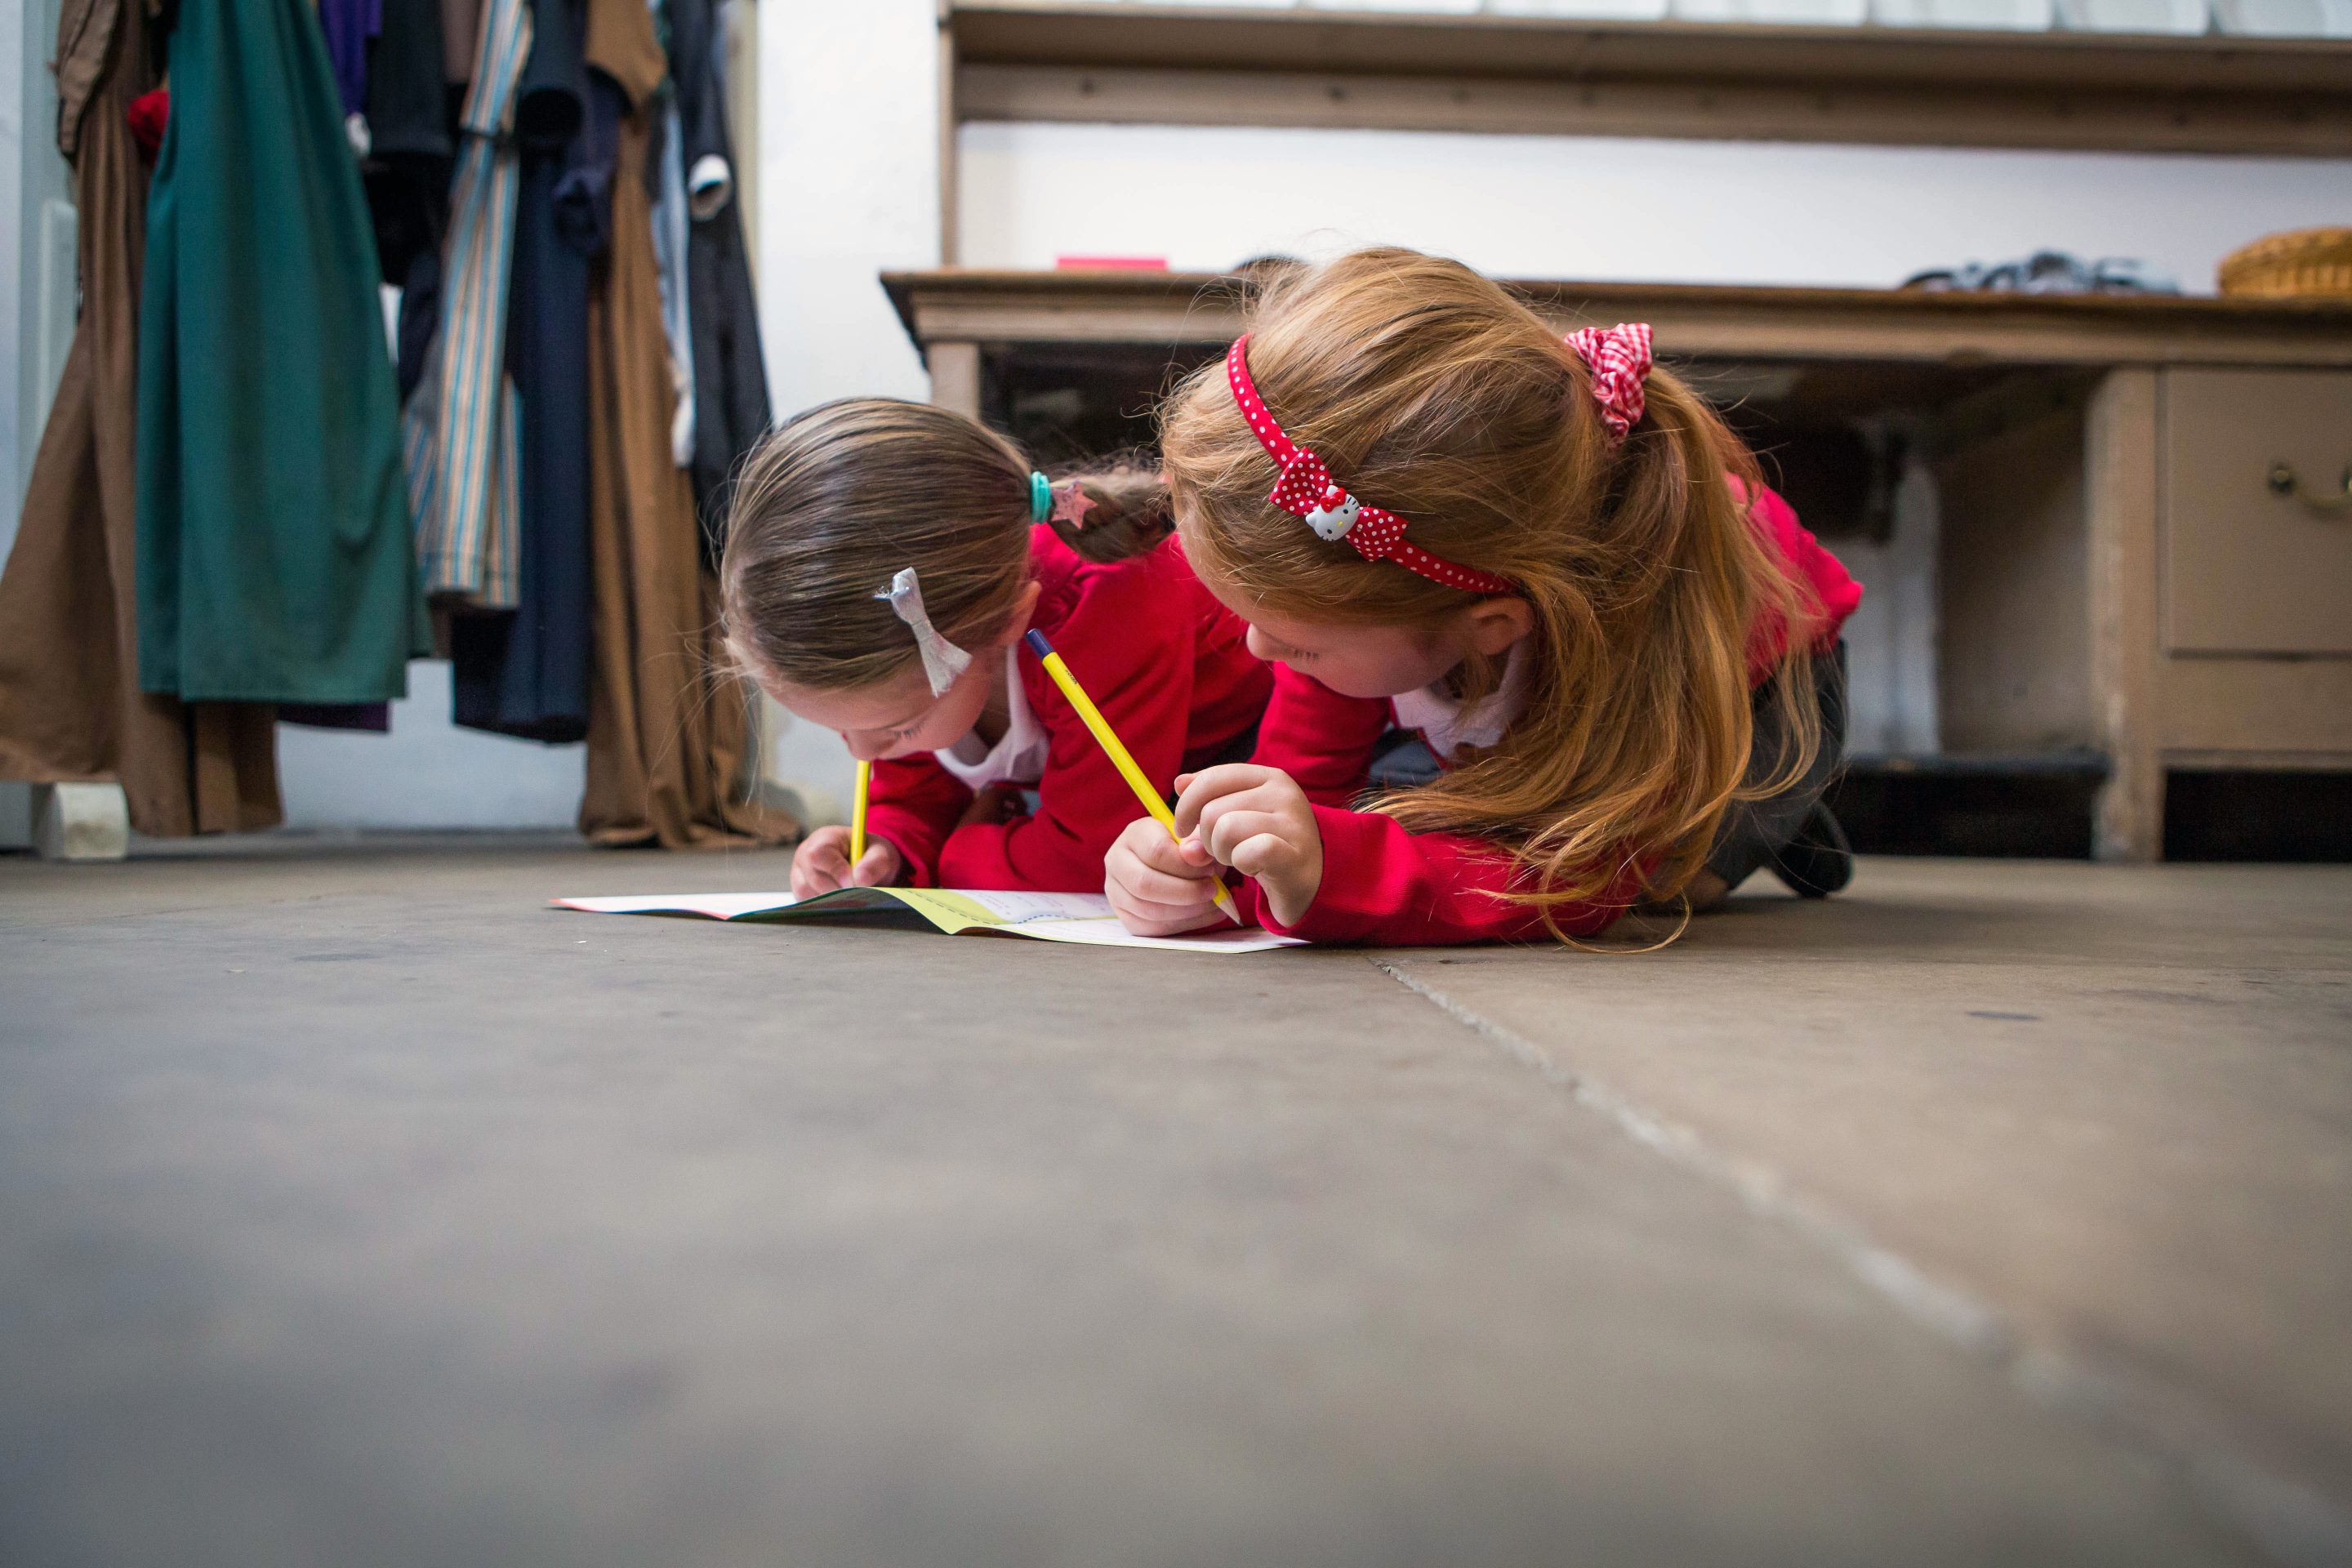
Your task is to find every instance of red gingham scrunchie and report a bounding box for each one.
[1564,322,1654,444]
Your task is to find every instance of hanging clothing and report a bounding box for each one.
[648,92,697,470]
[576,0,789,849]
[715,0,755,270]
[136,0,426,706]
[443,0,483,81]
[0,0,280,835]
[450,0,596,742]
[319,0,383,119]
[363,0,454,400]
[366,0,451,159]
[403,0,532,609]
[666,0,767,564]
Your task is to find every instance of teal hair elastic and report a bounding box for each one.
[1028,470,1053,522]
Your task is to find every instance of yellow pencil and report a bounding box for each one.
[1025,629,1243,926]
[850,760,872,866]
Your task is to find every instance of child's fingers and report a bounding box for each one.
[1194,785,1292,855]
[1125,822,1206,877]
[1107,886,1227,936]
[1201,807,1290,871]
[849,844,897,887]
[1121,854,1220,909]
[791,854,844,898]
[1107,835,1215,903]
[1171,764,1276,836]
[791,826,852,896]
[1105,858,1223,934]
[1225,829,1298,884]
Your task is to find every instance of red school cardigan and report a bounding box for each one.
[863,525,1273,893]
[1243,483,1865,947]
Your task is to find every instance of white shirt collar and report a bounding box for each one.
[1391,642,1532,761]
[933,644,1052,790]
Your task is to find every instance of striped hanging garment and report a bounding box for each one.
[404,0,533,609]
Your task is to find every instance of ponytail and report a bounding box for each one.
[1040,450,1175,565]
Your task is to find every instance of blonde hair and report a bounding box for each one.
[722,398,1169,693]
[1161,248,1824,935]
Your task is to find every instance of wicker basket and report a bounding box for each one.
[2218,227,2352,301]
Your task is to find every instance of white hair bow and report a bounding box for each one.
[877,568,973,697]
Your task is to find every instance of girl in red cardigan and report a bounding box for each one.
[1105,249,1863,946]
[722,399,1270,898]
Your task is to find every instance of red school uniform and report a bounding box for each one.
[863,524,1272,893]
[1242,483,1864,946]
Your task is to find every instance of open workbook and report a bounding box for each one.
[553,887,1303,955]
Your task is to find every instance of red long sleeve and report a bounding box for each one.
[1243,804,1634,946]
[1238,664,1634,946]
[862,754,972,889]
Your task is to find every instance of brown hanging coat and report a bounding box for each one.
[0,0,278,835]
[576,0,790,849]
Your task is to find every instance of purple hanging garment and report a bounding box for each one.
[318,0,385,119]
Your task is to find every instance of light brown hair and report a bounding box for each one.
[722,398,1169,694]
[1161,248,1824,934]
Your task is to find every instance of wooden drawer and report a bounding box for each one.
[2163,368,2352,656]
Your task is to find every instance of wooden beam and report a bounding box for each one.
[928,341,983,418]
[2087,368,2163,862]
[962,61,2352,160]
[953,2,2352,92]
[881,271,2352,371]
[949,1,2352,159]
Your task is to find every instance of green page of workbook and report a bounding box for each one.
[554,888,1302,955]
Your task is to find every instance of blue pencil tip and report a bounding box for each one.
[1023,630,1053,658]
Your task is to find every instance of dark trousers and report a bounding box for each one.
[1704,641,1849,891]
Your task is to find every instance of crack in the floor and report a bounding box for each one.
[1369,955,2352,1568]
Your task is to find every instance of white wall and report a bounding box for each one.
[276,664,586,830]
[956,122,2352,292]
[750,0,942,823]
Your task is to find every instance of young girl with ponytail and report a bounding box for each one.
[723,399,1271,898]
[1104,248,1864,946]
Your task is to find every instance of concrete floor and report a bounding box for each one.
[2,840,2346,1567]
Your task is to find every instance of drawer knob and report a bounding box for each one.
[2266,460,2352,514]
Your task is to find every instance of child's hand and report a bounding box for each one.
[1174,764,1325,928]
[1103,816,1230,936]
[791,825,902,899]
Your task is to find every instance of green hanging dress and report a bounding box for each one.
[136,0,429,703]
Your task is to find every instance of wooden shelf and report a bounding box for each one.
[946,1,2352,159]
[884,268,2352,370]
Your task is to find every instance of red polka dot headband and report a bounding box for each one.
[1223,323,1656,596]
[1225,335,1516,598]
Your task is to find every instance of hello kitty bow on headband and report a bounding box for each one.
[1565,321,1653,444]
[1226,336,1515,597]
